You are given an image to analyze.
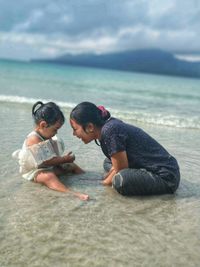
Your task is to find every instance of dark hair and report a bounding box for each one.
[70,102,110,130]
[32,101,65,126]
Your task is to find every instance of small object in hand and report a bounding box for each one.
[71,152,75,160]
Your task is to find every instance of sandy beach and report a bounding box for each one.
[0,61,200,266]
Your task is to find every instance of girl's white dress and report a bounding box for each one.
[12,131,68,181]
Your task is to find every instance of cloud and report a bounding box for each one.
[12,10,44,32]
[0,0,200,59]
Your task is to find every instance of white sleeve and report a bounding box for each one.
[12,140,58,174]
[27,139,57,165]
[52,135,65,155]
[12,148,38,174]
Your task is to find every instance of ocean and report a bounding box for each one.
[0,59,200,267]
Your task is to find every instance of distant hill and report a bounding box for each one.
[31,49,200,78]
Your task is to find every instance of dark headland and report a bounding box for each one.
[31,49,200,78]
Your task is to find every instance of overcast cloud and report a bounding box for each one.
[0,0,200,60]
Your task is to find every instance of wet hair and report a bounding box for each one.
[70,101,111,130]
[32,101,65,126]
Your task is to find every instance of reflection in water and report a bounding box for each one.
[0,105,200,267]
[1,174,200,267]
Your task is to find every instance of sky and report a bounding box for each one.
[0,0,200,61]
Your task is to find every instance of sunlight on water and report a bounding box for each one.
[0,60,200,130]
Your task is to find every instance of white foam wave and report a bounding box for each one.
[111,109,200,130]
[0,94,76,109]
[0,94,199,129]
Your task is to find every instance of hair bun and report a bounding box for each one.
[98,106,108,118]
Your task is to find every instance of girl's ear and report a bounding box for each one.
[86,123,94,133]
[39,120,48,129]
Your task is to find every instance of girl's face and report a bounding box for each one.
[70,119,95,144]
[39,120,63,139]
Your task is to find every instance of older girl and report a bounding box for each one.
[70,102,180,196]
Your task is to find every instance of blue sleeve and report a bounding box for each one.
[103,133,127,157]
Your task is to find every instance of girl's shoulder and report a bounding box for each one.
[26,135,41,147]
[102,118,127,135]
[102,118,141,139]
[104,117,126,128]
[25,131,44,147]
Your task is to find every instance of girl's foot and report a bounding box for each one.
[76,193,89,201]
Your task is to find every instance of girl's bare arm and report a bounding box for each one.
[102,151,128,186]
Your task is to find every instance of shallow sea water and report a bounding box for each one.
[1,102,200,267]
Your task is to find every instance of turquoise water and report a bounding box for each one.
[0,59,200,267]
[0,59,200,128]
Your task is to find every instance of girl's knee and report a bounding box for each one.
[112,169,144,196]
[112,172,125,195]
[35,172,56,184]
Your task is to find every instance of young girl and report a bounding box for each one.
[12,101,89,201]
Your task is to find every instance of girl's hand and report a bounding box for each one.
[103,166,114,180]
[102,167,115,186]
[62,152,75,163]
[102,179,112,186]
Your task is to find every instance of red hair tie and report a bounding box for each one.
[98,105,107,117]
